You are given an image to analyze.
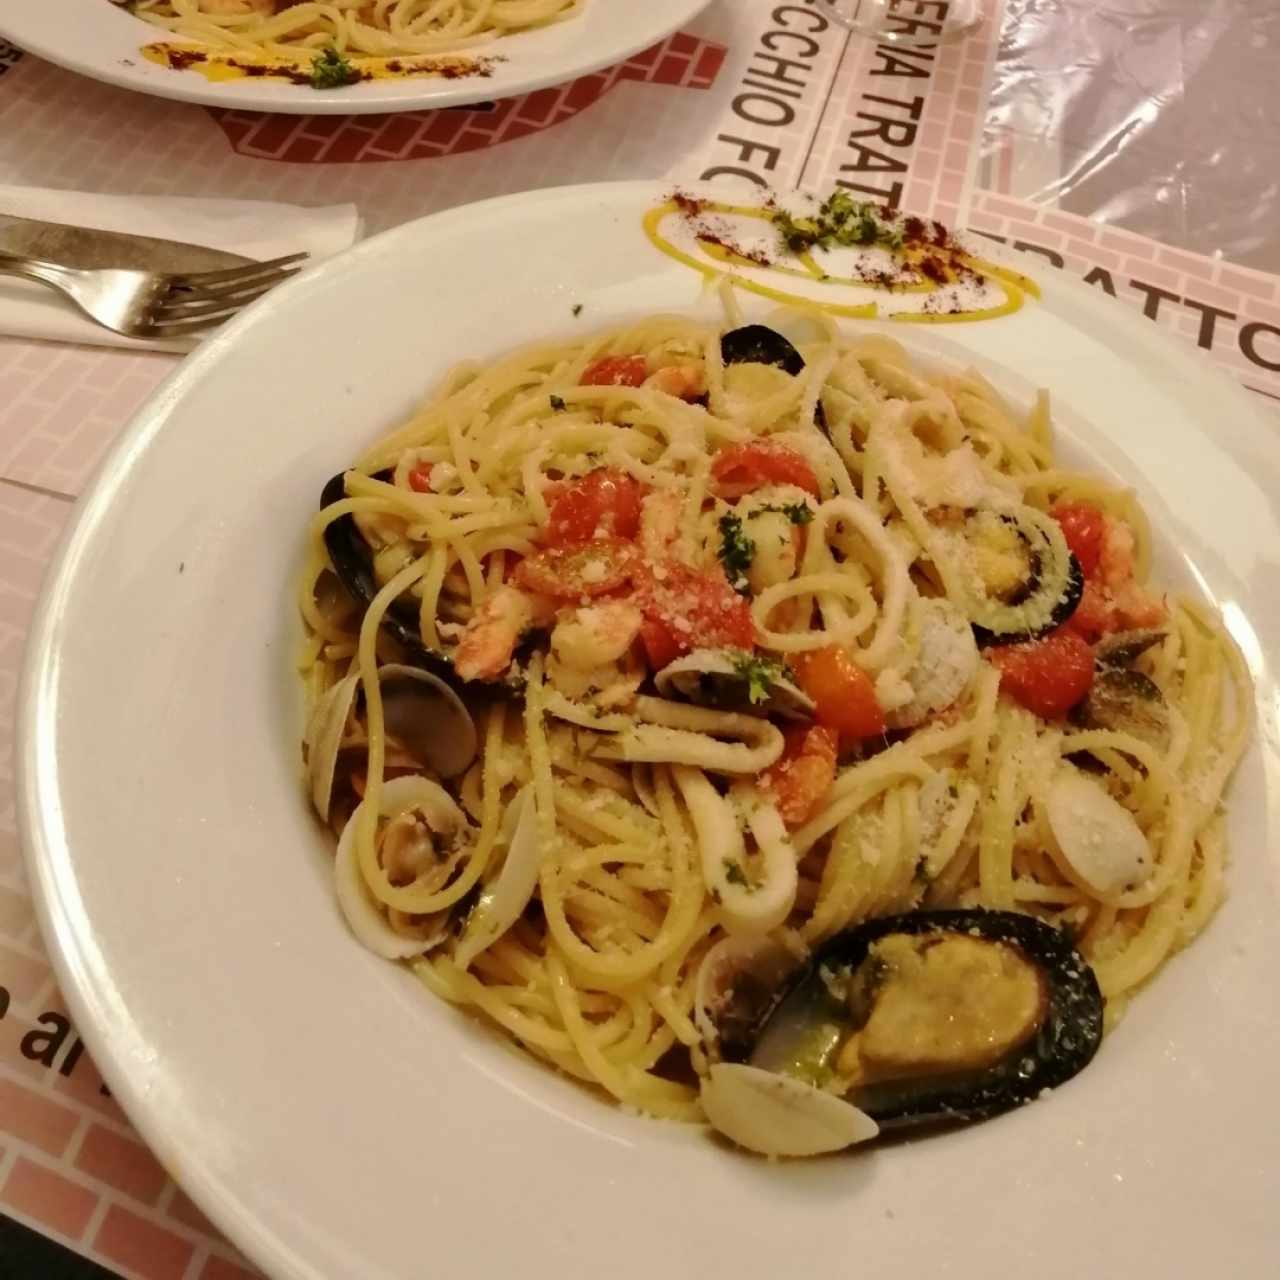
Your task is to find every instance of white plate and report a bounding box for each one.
[19,182,1280,1280]
[0,0,711,114]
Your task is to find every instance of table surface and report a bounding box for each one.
[0,2,1276,1278]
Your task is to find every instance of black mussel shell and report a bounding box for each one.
[321,472,436,657]
[734,909,1103,1131]
[721,324,806,376]
[971,546,1084,649]
[319,473,520,695]
[720,324,828,433]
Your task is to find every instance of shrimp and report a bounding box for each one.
[1099,519,1167,629]
[761,725,838,828]
[644,361,707,401]
[551,601,644,671]
[453,587,555,682]
[548,602,645,709]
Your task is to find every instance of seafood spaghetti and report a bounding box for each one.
[298,305,1249,1155]
[127,0,582,63]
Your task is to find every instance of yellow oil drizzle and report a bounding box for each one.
[642,200,1041,325]
[142,43,494,86]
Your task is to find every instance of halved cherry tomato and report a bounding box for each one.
[711,440,820,499]
[1051,502,1106,579]
[762,724,838,828]
[635,561,756,667]
[793,646,885,742]
[513,540,639,601]
[987,628,1095,719]
[407,463,434,493]
[545,468,645,546]
[580,355,648,388]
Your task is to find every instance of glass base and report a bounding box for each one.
[821,0,983,46]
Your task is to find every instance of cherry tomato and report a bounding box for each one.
[762,724,838,828]
[407,463,434,493]
[987,628,1095,719]
[545,468,645,546]
[513,540,639,601]
[793,646,885,742]
[638,617,683,671]
[711,440,821,499]
[1051,502,1106,579]
[635,561,756,667]
[580,355,649,388]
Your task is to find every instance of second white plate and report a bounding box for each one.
[0,0,712,114]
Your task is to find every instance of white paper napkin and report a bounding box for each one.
[0,185,363,352]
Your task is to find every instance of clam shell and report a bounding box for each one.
[304,672,360,824]
[1077,668,1172,753]
[700,1063,878,1157]
[379,664,477,779]
[453,786,540,971]
[694,930,809,1059]
[1046,766,1152,895]
[333,775,469,960]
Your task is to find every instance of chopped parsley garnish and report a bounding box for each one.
[718,512,755,591]
[772,191,904,255]
[758,501,814,526]
[730,653,792,705]
[549,394,567,412]
[310,46,359,90]
[723,859,753,890]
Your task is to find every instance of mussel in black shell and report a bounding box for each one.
[699,909,1103,1155]
[321,472,439,660]
[720,324,807,376]
[962,506,1084,647]
[319,473,521,694]
[720,324,829,434]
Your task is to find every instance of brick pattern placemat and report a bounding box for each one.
[969,191,1280,405]
[0,1,1275,1275]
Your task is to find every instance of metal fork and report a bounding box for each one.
[0,250,308,339]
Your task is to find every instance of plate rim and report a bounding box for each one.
[16,179,1279,1280]
[0,0,714,114]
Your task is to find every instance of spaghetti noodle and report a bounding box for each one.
[128,0,582,63]
[298,305,1249,1141]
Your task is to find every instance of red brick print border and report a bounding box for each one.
[75,1124,168,1206]
[167,1186,218,1237]
[3,1157,97,1240]
[201,1258,261,1280]
[0,1078,81,1158]
[207,31,726,165]
[968,192,1280,403]
[94,1204,197,1280]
